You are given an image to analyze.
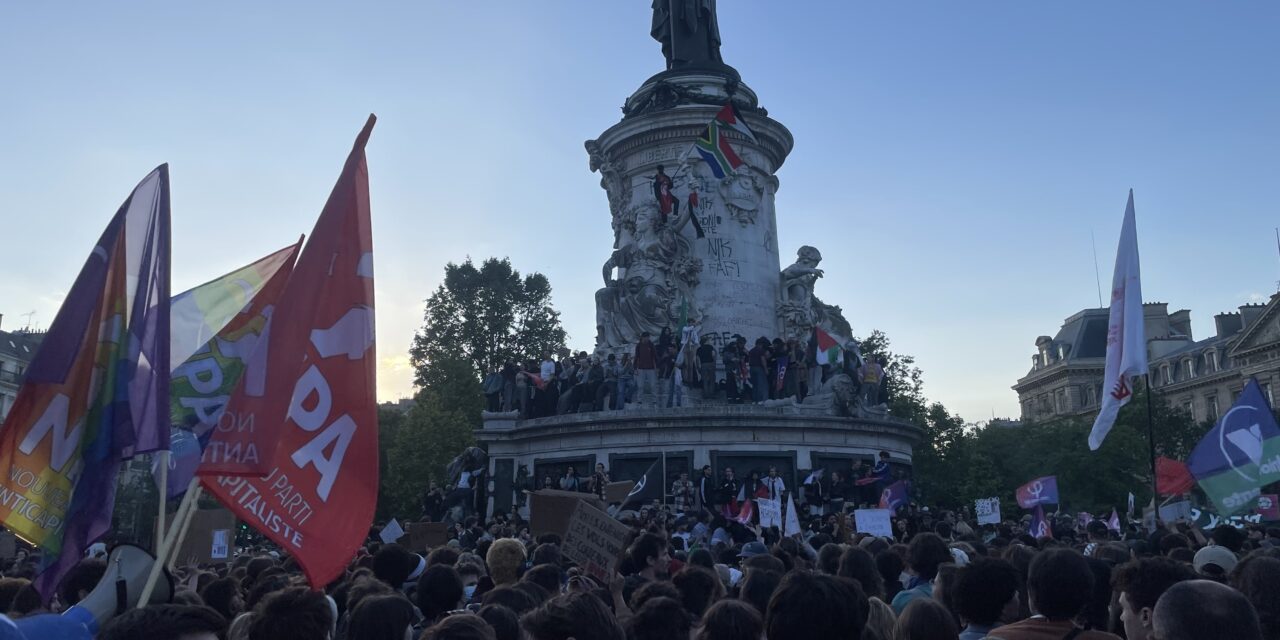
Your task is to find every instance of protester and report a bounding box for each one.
[890,533,951,614]
[766,572,869,640]
[1153,580,1262,640]
[894,598,958,640]
[1112,557,1196,640]
[986,548,1118,640]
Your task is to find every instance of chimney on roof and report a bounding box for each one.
[1240,303,1266,330]
[1215,312,1243,339]
[1168,309,1192,339]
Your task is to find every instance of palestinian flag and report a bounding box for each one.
[814,327,842,367]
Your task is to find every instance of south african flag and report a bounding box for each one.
[693,103,757,179]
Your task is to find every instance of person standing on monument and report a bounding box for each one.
[635,332,659,406]
[617,352,635,410]
[721,337,742,402]
[672,471,696,515]
[748,337,770,403]
[696,465,716,514]
[858,354,884,408]
[719,467,741,515]
[764,466,786,502]
[697,335,718,400]
[652,165,679,225]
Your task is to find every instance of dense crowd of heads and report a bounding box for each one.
[5,495,1280,640]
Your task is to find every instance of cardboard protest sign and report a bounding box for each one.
[0,531,16,560]
[758,499,782,529]
[175,508,238,564]
[1159,500,1193,522]
[605,481,636,505]
[379,519,405,545]
[561,501,632,583]
[528,489,607,538]
[975,498,1001,525]
[854,509,893,537]
[407,523,448,551]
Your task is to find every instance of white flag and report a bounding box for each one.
[1089,190,1148,450]
[784,493,801,537]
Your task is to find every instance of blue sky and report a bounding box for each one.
[2,2,1277,422]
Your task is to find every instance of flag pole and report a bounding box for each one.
[662,452,668,510]
[155,450,169,554]
[1144,374,1160,524]
[139,477,199,607]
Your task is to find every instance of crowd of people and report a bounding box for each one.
[483,323,888,418]
[5,475,1278,640]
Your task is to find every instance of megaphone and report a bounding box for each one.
[64,544,172,631]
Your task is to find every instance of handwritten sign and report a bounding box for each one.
[175,507,238,564]
[528,489,607,539]
[408,523,448,551]
[562,501,632,583]
[854,509,893,538]
[758,499,782,529]
[975,498,1001,525]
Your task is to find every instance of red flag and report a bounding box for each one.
[1156,456,1194,496]
[198,115,378,588]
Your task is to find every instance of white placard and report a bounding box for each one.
[380,518,406,544]
[210,529,230,560]
[976,498,1001,525]
[854,508,893,537]
[758,498,782,529]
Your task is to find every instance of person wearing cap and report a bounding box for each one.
[737,541,768,561]
[1192,544,1238,581]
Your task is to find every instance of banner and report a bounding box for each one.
[853,508,893,537]
[161,244,300,498]
[0,166,171,599]
[379,519,405,545]
[879,480,909,510]
[1108,509,1121,532]
[1188,379,1280,515]
[975,498,1001,525]
[1016,476,1059,508]
[1089,190,1147,450]
[783,493,801,537]
[198,116,380,588]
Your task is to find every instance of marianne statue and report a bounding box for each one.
[651,0,723,70]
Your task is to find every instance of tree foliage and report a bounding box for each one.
[859,330,1212,515]
[410,257,567,386]
[379,356,484,521]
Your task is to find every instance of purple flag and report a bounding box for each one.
[878,480,910,510]
[9,166,171,599]
[1029,505,1053,539]
[1016,475,1059,508]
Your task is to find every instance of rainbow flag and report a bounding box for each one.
[0,166,170,599]
[160,242,300,498]
[693,103,757,179]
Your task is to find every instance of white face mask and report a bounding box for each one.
[463,584,478,601]
[899,571,912,585]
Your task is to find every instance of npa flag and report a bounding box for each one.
[879,480,909,510]
[160,243,300,498]
[814,327,843,367]
[1089,190,1147,450]
[1108,509,1122,532]
[197,116,379,588]
[1016,476,1059,508]
[0,166,171,599]
[1187,378,1280,516]
[1156,456,1195,496]
[1029,505,1053,539]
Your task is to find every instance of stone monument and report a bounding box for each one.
[477,5,919,519]
[587,1,851,361]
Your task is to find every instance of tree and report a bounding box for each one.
[379,356,485,520]
[410,257,567,386]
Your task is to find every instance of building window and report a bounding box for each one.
[1206,351,1218,373]
[1183,400,1194,416]
[1183,359,1195,380]
[1162,365,1172,385]
[1084,384,1096,407]
[1265,383,1275,408]
[1206,395,1220,422]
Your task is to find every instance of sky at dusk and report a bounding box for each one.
[2,2,1278,423]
